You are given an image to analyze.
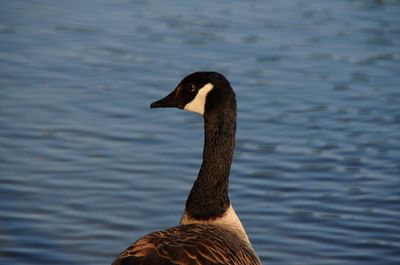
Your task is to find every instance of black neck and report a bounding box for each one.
[185,98,236,220]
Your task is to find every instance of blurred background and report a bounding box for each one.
[1,0,399,264]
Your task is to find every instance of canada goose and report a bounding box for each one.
[112,72,261,265]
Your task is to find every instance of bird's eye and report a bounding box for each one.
[187,84,196,93]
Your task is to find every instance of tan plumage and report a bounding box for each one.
[112,224,260,265]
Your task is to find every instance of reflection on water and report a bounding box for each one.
[1,0,400,264]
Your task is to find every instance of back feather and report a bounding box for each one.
[112,224,261,265]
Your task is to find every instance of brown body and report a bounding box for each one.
[112,224,260,265]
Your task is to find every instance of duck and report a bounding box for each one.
[112,71,261,265]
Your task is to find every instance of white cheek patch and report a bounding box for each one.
[184,83,214,115]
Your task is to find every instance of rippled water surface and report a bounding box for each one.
[1,0,400,264]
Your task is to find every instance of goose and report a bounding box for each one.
[112,71,261,265]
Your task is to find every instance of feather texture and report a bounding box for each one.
[112,224,261,265]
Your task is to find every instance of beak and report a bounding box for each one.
[150,89,179,109]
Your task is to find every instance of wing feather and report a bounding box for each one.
[112,224,261,265]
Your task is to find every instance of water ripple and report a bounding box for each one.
[1,0,400,264]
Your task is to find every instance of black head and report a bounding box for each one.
[150,71,235,116]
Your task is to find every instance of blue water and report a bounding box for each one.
[1,0,400,264]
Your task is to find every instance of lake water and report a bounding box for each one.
[1,0,400,264]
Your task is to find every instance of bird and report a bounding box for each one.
[112,71,261,265]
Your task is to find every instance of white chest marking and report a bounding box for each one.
[180,204,250,244]
[184,83,214,115]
